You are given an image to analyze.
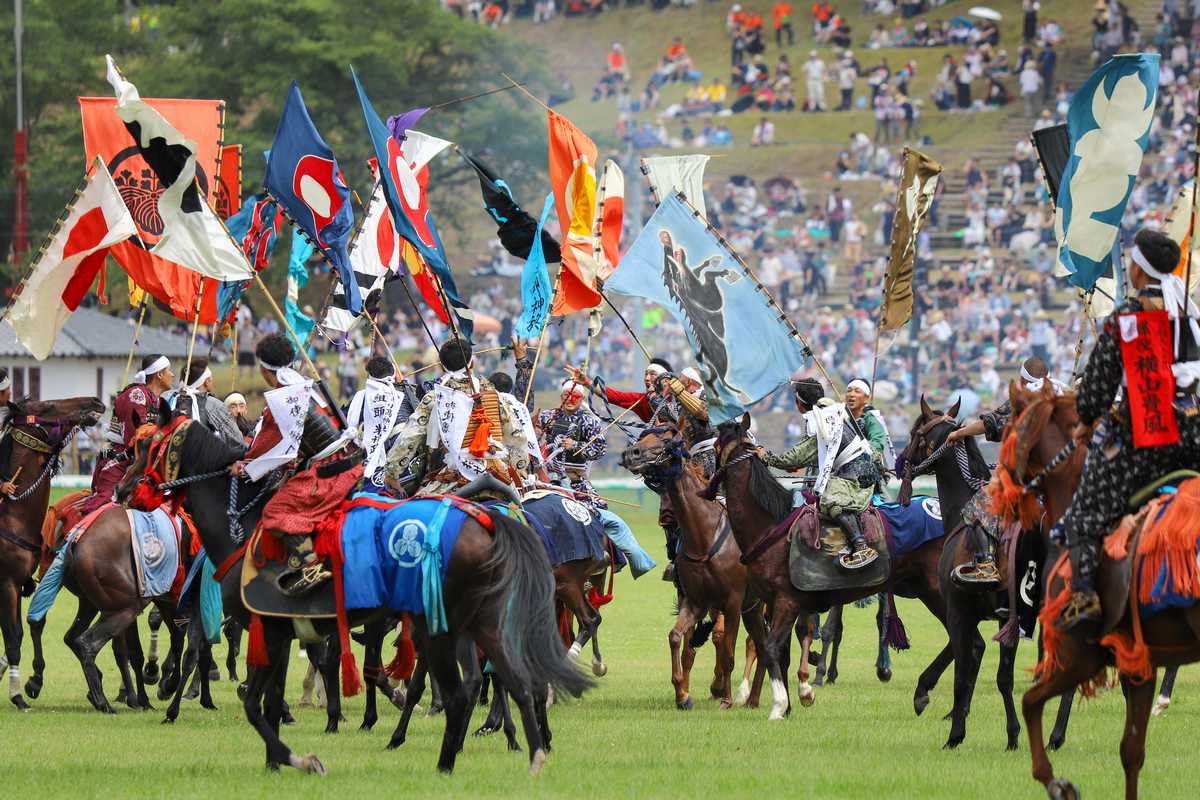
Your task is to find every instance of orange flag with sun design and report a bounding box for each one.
[547,110,602,315]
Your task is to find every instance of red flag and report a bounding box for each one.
[216,144,243,219]
[1118,310,1180,448]
[547,110,602,314]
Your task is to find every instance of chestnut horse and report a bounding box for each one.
[711,413,952,720]
[995,386,1200,799]
[0,396,104,711]
[620,424,768,709]
[900,395,1075,751]
[117,407,590,775]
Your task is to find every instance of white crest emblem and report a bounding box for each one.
[920,497,942,521]
[1019,560,1038,608]
[561,498,593,525]
[387,520,426,568]
[141,532,165,566]
[129,387,147,406]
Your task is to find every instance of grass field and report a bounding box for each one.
[5,489,1196,799]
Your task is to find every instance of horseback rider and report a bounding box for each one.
[946,356,1064,586]
[173,358,245,449]
[1055,229,1200,632]
[230,334,361,597]
[81,354,174,513]
[346,356,405,493]
[537,377,657,579]
[762,377,880,570]
[660,366,719,477]
[844,378,895,474]
[385,338,538,498]
[224,392,256,440]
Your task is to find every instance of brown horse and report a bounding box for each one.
[900,395,1076,751]
[117,406,590,774]
[621,424,768,709]
[0,396,104,711]
[711,413,952,719]
[994,386,1200,799]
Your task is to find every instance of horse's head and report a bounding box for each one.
[620,423,687,481]
[990,381,1083,530]
[714,411,755,467]
[3,397,106,502]
[15,396,106,432]
[895,394,962,505]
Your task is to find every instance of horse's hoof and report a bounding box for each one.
[360,719,376,732]
[142,662,160,686]
[291,753,327,776]
[236,683,248,702]
[677,696,693,711]
[507,739,521,753]
[474,723,501,737]
[24,677,42,699]
[1006,739,1019,752]
[227,671,239,683]
[812,675,824,687]
[324,721,339,735]
[876,667,892,683]
[798,690,815,708]
[201,701,217,711]
[718,700,733,710]
[1047,733,1066,752]
[807,650,820,666]
[913,693,930,716]
[591,659,608,677]
[529,748,547,776]
[942,737,962,750]
[386,736,405,750]
[298,696,316,709]
[11,695,31,712]
[282,711,296,726]
[100,704,116,716]
[1152,695,1170,717]
[734,680,751,707]
[161,716,176,725]
[426,702,444,717]
[1047,778,1079,800]
[942,709,954,722]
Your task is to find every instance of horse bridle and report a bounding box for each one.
[1008,401,1078,497]
[4,418,79,502]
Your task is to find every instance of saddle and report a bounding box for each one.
[786,504,891,596]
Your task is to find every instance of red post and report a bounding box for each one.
[12,128,28,263]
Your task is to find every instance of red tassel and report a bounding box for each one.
[247,613,269,667]
[341,649,363,697]
[130,480,164,512]
[385,614,417,681]
[557,605,574,647]
[467,405,493,458]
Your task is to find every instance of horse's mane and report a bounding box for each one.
[746,454,795,523]
[990,390,1079,529]
[182,419,244,474]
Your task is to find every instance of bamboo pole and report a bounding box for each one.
[121,301,148,389]
[183,278,205,384]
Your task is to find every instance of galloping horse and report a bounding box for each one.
[900,395,1075,751]
[711,413,952,720]
[621,424,767,709]
[0,396,104,711]
[995,386,1200,799]
[118,406,590,774]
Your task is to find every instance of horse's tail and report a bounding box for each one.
[487,512,594,699]
[26,542,72,624]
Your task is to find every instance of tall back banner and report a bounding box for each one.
[880,147,942,332]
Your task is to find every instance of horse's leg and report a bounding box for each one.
[111,627,139,710]
[309,640,342,734]
[1152,666,1178,717]
[453,637,482,754]
[164,616,202,724]
[63,598,99,707]
[764,597,802,720]
[387,652,426,749]
[158,614,187,701]
[143,606,162,686]
[794,614,815,708]
[1047,690,1075,751]
[198,639,216,710]
[76,608,139,715]
[427,635,468,774]
[1022,650,1099,795]
[0,581,30,711]
[825,604,844,685]
[25,613,46,700]
[1119,674,1154,800]
[715,602,740,709]
[223,617,242,682]
[914,642,954,716]
[996,640,1021,751]
[669,601,701,709]
[943,600,982,749]
[474,627,547,774]
[496,678,521,752]
[360,620,384,732]
[124,623,153,710]
[876,593,893,682]
[589,609,606,677]
[737,603,767,707]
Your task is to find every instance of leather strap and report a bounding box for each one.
[213,541,249,583]
[0,527,41,554]
[679,513,731,564]
[738,512,795,565]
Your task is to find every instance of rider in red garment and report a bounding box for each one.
[79,354,175,515]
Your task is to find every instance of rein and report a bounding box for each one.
[3,424,76,503]
[1024,438,1078,495]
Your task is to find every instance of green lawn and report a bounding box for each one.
[9,488,1196,798]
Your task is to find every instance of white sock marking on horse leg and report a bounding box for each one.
[8,665,20,699]
[798,680,815,707]
[735,678,751,706]
[1152,695,1171,716]
[148,630,158,662]
[567,642,582,662]
[768,678,788,720]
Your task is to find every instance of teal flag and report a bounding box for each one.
[285,227,316,350]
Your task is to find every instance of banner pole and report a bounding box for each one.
[121,301,148,389]
[183,278,205,384]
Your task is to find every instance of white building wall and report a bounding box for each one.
[0,355,128,408]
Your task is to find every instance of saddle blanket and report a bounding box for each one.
[128,507,183,599]
[872,495,945,557]
[518,492,608,566]
[339,494,465,614]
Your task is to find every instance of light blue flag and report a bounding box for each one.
[607,194,808,424]
[1056,53,1159,291]
[515,193,556,339]
[285,227,315,351]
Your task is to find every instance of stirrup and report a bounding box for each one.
[275,563,332,597]
[839,547,878,571]
[952,560,1001,589]
[1058,591,1101,634]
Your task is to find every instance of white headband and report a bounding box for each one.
[846,379,871,396]
[1132,244,1200,365]
[1130,244,1168,280]
[263,363,307,387]
[560,379,585,397]
[0,374,9,392]
[645,364,667,377]
[680,367,702,384]
[225,392,246,405]
[186,367,212,393]
[133,356,171,385]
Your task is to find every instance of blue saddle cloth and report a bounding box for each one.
[340,493,465,617]
[872,495,945,557]
[518,493,608,566]
[130,507,181,598]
